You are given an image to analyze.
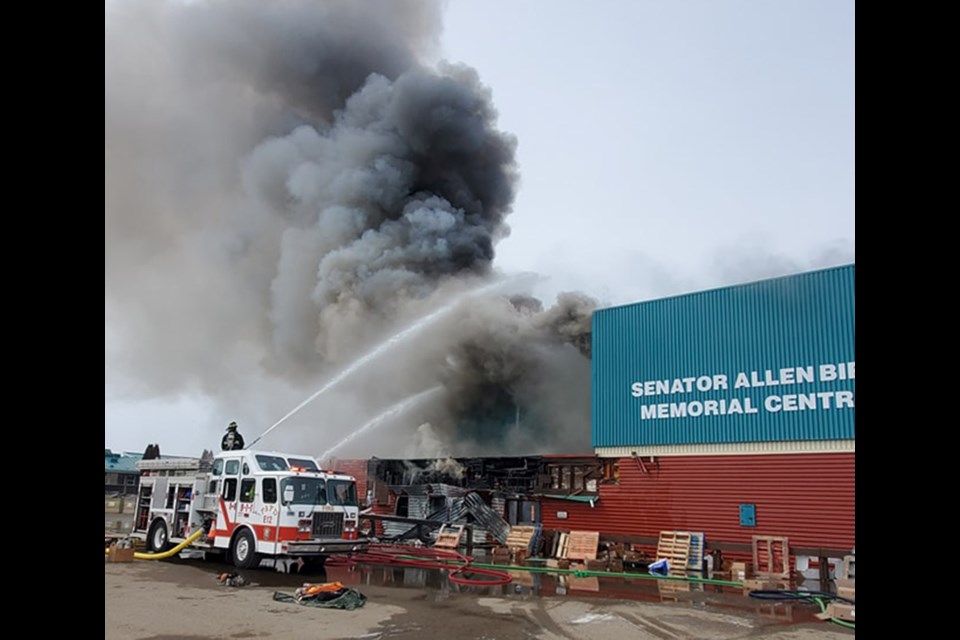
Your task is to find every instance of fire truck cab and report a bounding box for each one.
[131,449,367,569]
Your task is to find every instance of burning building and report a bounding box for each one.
[332,265,855,563]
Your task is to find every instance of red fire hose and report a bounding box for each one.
[326,543,514,587]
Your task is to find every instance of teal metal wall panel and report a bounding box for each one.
[592,265,855,447]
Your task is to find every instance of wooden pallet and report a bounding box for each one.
[505,525,538,552]
[555,532,570,559]
[656,531,692,572]
[658,578,692,597]
[565,531,600,561]
[756,603,794,622]
[434,524,464,550]
[566,574,600,592]
[753,535,790,579]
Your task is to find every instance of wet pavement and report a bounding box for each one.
[165,553,842,630]
[108,553,856,639]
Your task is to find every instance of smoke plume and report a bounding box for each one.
[106,0,595,457]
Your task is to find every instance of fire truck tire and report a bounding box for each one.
[147,519,170,553]
[231,528,260,569]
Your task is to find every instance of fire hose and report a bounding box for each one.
[329,543,745,587]
[105,528,204,560]
[326,544,514,586]
[337,545,851,629]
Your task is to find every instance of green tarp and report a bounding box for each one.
[272,588,367,610]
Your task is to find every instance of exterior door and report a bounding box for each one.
[221,457,242,531]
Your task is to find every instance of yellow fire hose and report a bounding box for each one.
[105,527,204,560]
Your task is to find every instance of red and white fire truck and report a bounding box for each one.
[130,449,367,569]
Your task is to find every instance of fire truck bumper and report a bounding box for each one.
[284,538,370,556]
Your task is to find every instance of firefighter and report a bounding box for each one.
[221,421,245,451]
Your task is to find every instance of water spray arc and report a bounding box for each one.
[248,276,532,448]
[319,385,443,462]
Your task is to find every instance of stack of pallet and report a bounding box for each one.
[655,530,705,574]
[504,524,539,563]
[546,530,600,569]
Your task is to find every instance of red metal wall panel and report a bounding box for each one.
[541,453,854,552]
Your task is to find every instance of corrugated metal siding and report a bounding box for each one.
[593,265,855,449]
[540,453,855,552]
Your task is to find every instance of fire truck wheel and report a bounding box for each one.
[147,519,170,553]
[231,528,260,569]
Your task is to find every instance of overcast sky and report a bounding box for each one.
[440,0,854,304]
[105,0,854,456]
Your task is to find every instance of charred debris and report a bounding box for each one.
[361,455,618,546]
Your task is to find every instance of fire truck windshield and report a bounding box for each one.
[280,477,327,506]
[327,480,358,507]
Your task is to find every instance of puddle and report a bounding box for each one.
[167,555,828,626]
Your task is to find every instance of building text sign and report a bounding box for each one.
[631,362,855,420]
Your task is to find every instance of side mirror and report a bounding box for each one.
[282,485,294,506]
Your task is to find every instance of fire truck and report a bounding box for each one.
[130,448,367,569]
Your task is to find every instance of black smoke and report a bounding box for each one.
[105,0,595,456]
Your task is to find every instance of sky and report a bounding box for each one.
[439,0,854,303]
[104,0,854,457]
